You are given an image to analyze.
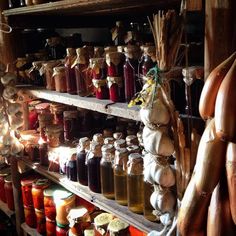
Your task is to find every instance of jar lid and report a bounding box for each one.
[104,137,115,145]
[94,213,113,227]
[53,189,74,201]
[43,60,61,68]
[90,141,102,153]
[4,175,12,183]
[126,135,139,145]
[79,137,90,147]
[115,148,128,156]
[128,153,142,160]
[114,139,126,149]
[44,185,61,197]
[46,124,63,133]
[0,168,10,177]
[143,45,156,55]
[66,48,76,56]
[19,130,38,141]
[107,218,129,232]
[93,133,104,144]
[67,206,88,222]
[33,179,50,188]
[63,110,78,118]
[113,132,124,140]
[101,144,114,153]
[124,45,141,59]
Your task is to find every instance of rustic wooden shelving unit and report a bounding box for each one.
[0,199,15,218]
[21,223,42,236]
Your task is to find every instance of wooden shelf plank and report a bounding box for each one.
[16,156,161,233]
[0,200,15,218]
[28,87,140,121]
[21,223,42,236]
[3,0,180,16]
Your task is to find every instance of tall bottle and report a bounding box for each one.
[76,137,90,186]
[127,153,144,213]
[65,48,77,95]
[100,144,115,199]
[114,148,128,205]
[87,142,102,193]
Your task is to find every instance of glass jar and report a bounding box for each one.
[87,142,102,193]
[74,48,91,97]
[32,179,50,210]
[127,153,144,213]
[35,208,46,234]
[105,52,124,77]
[50,103,67,125]
[53,189,76,225]
[114,139,126,149]
[0,168,10,203]
[4,175,14,211]
[44,187,57,221]
[24,205,37,228]
[100,144,115,199]
[21,177,37,207]
[46,124,64,147]
[38,113,54,142]
[24,141,40,162]
[77,137,90,186]
[107,218,130,236]
[8,0,19,8]
[114,148,128,205]
[56,223,69,236]
[63,110,79,141]
[123,46,142,102]
[94,47,104,58]
[39,138,49,166]
[126,135,139,146]
[28,61,45,86]
[92,78,108,100]
[67,151,77,182]
[45,36,65,59]
[141,46,156,76]
[53,66,67,93]
[16,57,29,83]
[46,218,56,236]
[94,213,113,236]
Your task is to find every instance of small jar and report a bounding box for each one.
[114,139,126,149]
[24,205,37,228]
[100,144,115,199]
[32,179,50,210]
[92,133,104,145]
[114,148,128,205]
[50,103,67,125]
[127,153,144,213]
[53,189,76,225]
[77,137,90,186]
[105,52,124,77]
[113,132,124,140]
[107,218,130,236]
[38,113,54,142]
[92,78,108,100]
[66,151,77,182]
[4,176,14,211]
[44,187,57,221]
[87,142,102,193]
[46,218,56,236]
[53,66,67,93]
[141,46,156,77]
[0,168,10,203]
[126,135,139,146]
[104,137,115,145]
[35,208,46,234]
[65,48,77,95]
[46,124,64,147]
[21,177,37,207]
[56,223,70,236]
[63,110,79,141]
[94,213,113,236]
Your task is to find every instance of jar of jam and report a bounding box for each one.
[46,218,56,236]
[38,113,54,142]
[107,218,130,236]
[100,144,115,199]
[24,205,37,228]
[63,110,79,141]
[24,141,40,162]
[123,46,142,102]
[32,179,50,210]
[35,208,46,234]
[94,213,113,236]
[141,46,156,77]
[114,139,126,149]
[0,168,10,203]
[127,153,144,213]
[44,186,57,221]
[4,175,15,211]
[53,189,76,225]
[65,48,77,95]
[28,61,45,86]
[105,52,124,77]
[28,101,40,130]
[50,103,67,125]
[114,148,128,205]
[53,66,67,93]
[66,151,77,182]
[87,142,102,193]
[46,124,64,147]
[21,177,37,207]
[74,48,91,97]
[56,223,69,236]
[126,135,139,146]
[77,137,90,186]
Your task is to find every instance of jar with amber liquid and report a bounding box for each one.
[100,144,115,199]
[127,153,144,213]
[114,148,128,205]
[52,66,67,93]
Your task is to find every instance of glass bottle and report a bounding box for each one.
[123,45,142,102]
[76,137,90,186]
[67,151,77,182]
[141,45,156,76]
[65,48,77,95]
[53,66,67,93]
[104,137,115,145]
[114,148,128,206]
[111,21,125,46]
[87,142,102,193]
[100,144,115,199]
[127,153,144,213]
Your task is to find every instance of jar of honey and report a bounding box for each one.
[24,205,37,228]
[46,124,64,147]
[114,148,128,206]
[4,175,15,211]
[53,66,67,93]
[0,168,10,203]
[44,186,57,221]
[32,179,50,210]
[127,153,144,213]
[92,79,108,100]
[35,208,46,234]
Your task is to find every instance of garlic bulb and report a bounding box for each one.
[154,166,176,187]
[144,160,160,184]
[140,98,170,128]
[7,102,22,115]
[143,126,174,156]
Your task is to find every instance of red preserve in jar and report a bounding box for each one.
[35,208,46,234]
[46,218,56,236]
[0,168,10,203]
[32,179,50,209]
[4,175,15,211]
[21,177,37,207]
[24,205,37,228]
[56,223,69,236]
[44,186,57,221]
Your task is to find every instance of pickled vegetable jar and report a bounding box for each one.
[44,186,57,221]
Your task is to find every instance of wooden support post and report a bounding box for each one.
[205,0,236,78]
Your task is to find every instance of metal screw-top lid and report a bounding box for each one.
[104,137,115,145]
[114,139,126,149]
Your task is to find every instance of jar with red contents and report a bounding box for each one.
[56,223,69,236]
[0,168,10,203]
[28,101,41,130]
[65,48,77,95]
[32,179,50,210]
[106,52,125,102]
[50,103,67,125]
[35,208,46,234]
[4,175,14,211]
[74,48,91,97]
[44,187,57,221]
[21,177,37,207]
[123,45,142,102]
[46,218,56,236]
[24,140,40,162]
[53,66,67,93]
[24,205,37,228]
[141,45,156,76]
[91,58,108,100]
[63,110,79,141]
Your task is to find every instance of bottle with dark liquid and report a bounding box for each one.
[67,151,77,182]
[100,144,115,199]
[127,153,144,213]
[87,142,102,193]
[114,148,128,205]
[76,137,90,186]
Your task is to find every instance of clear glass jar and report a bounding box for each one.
[46,124,64,147]
[107,218,130,236]
[76,137,90,186]
[100,144,115,199]
[35,208,46,234]
[21,177,37,207]
[24,205,37,228]
[53,66,67,93]
[63,110,79,141]
[114,148,128,206]
[127,153,144,213]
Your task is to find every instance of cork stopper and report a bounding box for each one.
[114,139,126,149]
[90,141,102,156]
[78,137,90,151]
[115,148,128,167]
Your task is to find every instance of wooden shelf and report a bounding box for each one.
[28,87,140,121]
[21,223,42,236]
[3,0,180,17]
[15,156,161,233]
[0,200,15,218]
